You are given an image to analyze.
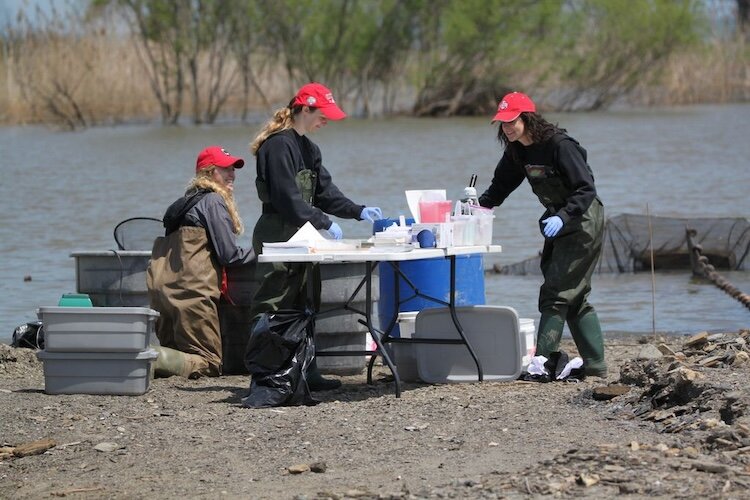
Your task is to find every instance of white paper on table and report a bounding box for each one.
[405,189,446,223]
[288,221,325,242]
[263,222,359,254]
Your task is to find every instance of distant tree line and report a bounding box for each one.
[2,0,747,128]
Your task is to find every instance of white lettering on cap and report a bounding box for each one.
[324,92,335,104]
[221,148,230,156]
[499,100,508,110]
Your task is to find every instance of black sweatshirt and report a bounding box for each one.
[478,136,597,224]
[256,129,363,230]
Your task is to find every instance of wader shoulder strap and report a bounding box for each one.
[163,189,211,235]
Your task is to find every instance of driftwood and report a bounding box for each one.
[10,438,56,457]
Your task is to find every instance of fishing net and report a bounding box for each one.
[495,214,750,275]
[113,217,163,251]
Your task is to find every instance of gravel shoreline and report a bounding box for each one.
[2,330,750,499]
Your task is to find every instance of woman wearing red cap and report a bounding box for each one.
[478,92,607,378]
[147,145,255,378]
[247,82,382,390]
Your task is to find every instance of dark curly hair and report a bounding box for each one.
[497,112,566,164]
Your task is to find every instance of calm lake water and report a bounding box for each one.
[1,103,748,343]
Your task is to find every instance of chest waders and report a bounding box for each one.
[250,169,321,319]
[147,226,223,378]
[248,169,339,389]
[525,145,607,377]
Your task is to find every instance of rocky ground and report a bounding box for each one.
[2,330,750,499]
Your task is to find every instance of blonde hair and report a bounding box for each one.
[250,104,304,155]
[188,167,244,235]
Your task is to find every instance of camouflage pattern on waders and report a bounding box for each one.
[525,149,607,376]
[249,169,321,319]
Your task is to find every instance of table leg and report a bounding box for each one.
[362,260,401,397]
[447,255,483,381]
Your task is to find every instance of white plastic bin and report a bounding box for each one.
[37,306,159,352]
[519,318,536,369]
[392,312,420,382]
[36,349,159,395]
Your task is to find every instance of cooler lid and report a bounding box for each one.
[414,305,522,383]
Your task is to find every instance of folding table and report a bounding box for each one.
[258,244,502,397]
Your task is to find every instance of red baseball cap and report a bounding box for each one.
[196,145,244,173]
[492,92,536,123]
[292,82,347,120]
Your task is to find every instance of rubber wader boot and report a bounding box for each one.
[153,346,193,378]
[306,357,341,391]
[568,311,607,378]
[535,313,566,358]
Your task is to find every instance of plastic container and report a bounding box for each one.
[472,207,495,245]
[390,312,420,382]
[519,318,536,369]
[377,254,485,338]
[71,251,151,307]
[37,306,159,352]
[315,263,378,376]
[451,215,475,246]
[413,306,523,383]
[373,218,414,234]
[58,293,93,307]
[418,200,452,223]
[36,348,159,395]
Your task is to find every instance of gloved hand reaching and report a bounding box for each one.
[327,222,343,240]
[360,206,383,222]
[541,216,563,238]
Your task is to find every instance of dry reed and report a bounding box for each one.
[0,33,747,127]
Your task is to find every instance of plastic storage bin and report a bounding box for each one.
[37,306,159,352]
[418,200,452,223]
[519,318,536,369]
[413,305,523,383]
[390,312,420,382]
[71,251,151,307]
[36,349,159,395]
[58,293,93,307]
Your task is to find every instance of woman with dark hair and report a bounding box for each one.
[147,145,255,378]
[478,92,607,378]
[248,82,382,390]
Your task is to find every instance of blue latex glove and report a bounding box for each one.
[360,206,383,222]
[327,222,343,240]
[542,216,563,238]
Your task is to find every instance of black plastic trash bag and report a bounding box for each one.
[242,309,318,408]
[11,321,44,349]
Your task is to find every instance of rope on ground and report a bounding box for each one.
[686,228,750,310]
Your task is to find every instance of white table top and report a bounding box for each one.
[258,245,502,264]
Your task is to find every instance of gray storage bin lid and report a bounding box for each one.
[37,306,159,316]
[414,305,522,383]
[37,348,159,362]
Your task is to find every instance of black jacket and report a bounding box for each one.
[256,129,362,230]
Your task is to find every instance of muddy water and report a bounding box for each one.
[1,103,748,341]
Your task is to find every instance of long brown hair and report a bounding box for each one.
[187,167,244,234]
[497,112,566,164]
[250,101,311,155]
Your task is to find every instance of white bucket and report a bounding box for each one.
[393,312,420,381]
[397,311,418,338]
[519,318,536,369]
